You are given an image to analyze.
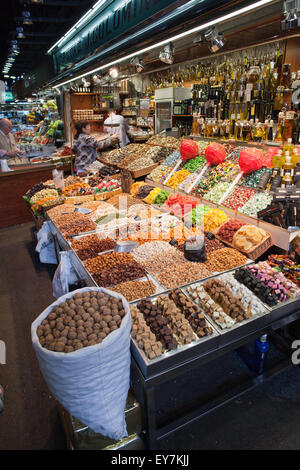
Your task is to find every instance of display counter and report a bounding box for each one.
[0,161,73,228]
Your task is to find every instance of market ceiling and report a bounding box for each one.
[0,0,94,79]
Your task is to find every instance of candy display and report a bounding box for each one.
[185,283,236,329]
[232,225,268,252]
[203,209,228,232]
[203,278,250,322]
[185,205,211,226]
[62,183,94,197]
[144,187,162,204]
[165,169,190,190]
[204,247,247,272]
[36,290,126,352]
[169,289,213,338]
[136,185,155,199]
[152,190,170,207]
[136,299,178,350]
[183,155,206,172]
[163,150,181,167]
[148,165,172,183]
[204,182,233,204]
[241,168,272,188]
[234,267,279,306]
[156,295,195,344]
[268,255,300,287]
[222,187,256,210]
[131,306,163,359]
[240,192,273,217]
[247,262,299,302]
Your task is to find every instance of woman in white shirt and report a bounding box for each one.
[104,108,130,148]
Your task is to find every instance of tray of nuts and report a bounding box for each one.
[129,292,220,377]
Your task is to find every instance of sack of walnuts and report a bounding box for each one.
[31,287,131,440]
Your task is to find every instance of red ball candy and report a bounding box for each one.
[204,142,227,166]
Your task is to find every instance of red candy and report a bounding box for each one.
[222,187,256,210]
[180,140,199,160]
[205,142,227,166]
[239,148,263,173]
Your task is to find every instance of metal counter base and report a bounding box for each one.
[130,305,300,450]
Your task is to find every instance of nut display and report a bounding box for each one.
[203,278,250,322]
[131,306,163,359]
[54,213,97,238]
[30,188,59,204]
[204,247,247,272]
[93,261,146,288]
[157,261,211,290]
[26,182,53,200]
[136,299,178,350]
[156,295,195,345]
[112,279,157,302]
[142,249,186,276]
[47,204,76,219]
[147,135,180,149]
[169,288,213,337]
[132,241,175,263]
[36,290,126,353]
[71,235,116,260]
[84,252,135,275]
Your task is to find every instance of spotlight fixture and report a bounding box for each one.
[193,34,204,46]
[159,43,175,64]
[92,74,101,85]
[109,67,119,79]
[130,57,144,73]
[16,26,25,39]
[82,77,91,88]
[10,40,20,53]
[22,8,33,25]
[282,0,300,30]
[204,27,225,53]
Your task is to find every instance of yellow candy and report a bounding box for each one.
[204,209,228,232]
[165,169,190,190]
[145,188,161,204]
[130,182,144,196]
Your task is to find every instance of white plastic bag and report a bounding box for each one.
[31,287,131,440]
[52,169,64,189]
[52,251,78,299]
[36,222,57,264]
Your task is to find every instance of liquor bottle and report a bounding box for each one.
[272,149,283,168]
[281,64,291,89]
[268,119,274,141]
[283,111,295,142]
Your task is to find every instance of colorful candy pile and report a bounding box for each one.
[149,165,172,183]
[163,150,181,167]
[184,155,206,172]
[203,209,228,232]
[153,190,170,207]
[241,167,272,188]
[204,182,233,204]
[268,255,300,287]
[240,192,273,218]
[222,187,256,210]
[144,187,162,204]
[186,205,211,226]
[164,193,198,216]
[165,169,191,190]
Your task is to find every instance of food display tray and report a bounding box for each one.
[130,294,220,378]
[265,296,300,325]
[181,273,271,348]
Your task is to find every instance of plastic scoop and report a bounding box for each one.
[186,142,226,193]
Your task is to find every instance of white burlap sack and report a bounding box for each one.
[31,287,131,440]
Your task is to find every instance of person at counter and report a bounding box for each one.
[0,119,24,160]
[72,120,118,173]
[104,108,130,148]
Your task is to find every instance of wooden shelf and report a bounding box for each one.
[172,114,193,117]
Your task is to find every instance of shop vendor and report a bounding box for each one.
[104,108,130,148]
[73,120,118,174]
[0,118,24,161]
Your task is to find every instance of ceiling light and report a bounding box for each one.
[92,74,101,85]
[159,43,175,64]
[109,67,119,79]
[204,27,225,53]
[16,26,25,39]
[130,57,144,73]
[22,9,33,25]
[52,0,273,89]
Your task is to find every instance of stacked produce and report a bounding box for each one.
[36,290,126,352]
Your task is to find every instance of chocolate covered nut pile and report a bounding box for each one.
[131,306,163,359]
[169,289,213,338]
[111,279,156,302]
[93,262,146,288]
[71,235,116,261]
[36,291,126,353]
